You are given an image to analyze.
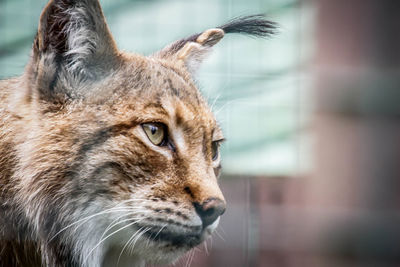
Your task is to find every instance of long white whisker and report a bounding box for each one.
[117,226,146,266]
[99,214,135,241]
[99,208,149,241]
[49,198,151,241]
[145,223,167,248]
[83,218,146,264]
[219,226,227,236]
[190,249,197,267]
[203,240,209,255]
[184,250,191,267]
[49,207,133,242]
[214,229,226,242]
[210,93,222,112]
[214,99,242,116]
[153,223,168,241]
[185,249,195,267]
[179,249,190,267]
[128,227,151,255]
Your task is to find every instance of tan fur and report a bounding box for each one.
[0,1,225,266]
[0,1,275,266]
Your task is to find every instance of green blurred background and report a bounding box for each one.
[0,0,313,177]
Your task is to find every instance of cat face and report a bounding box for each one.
[9,0,275,266]
[67,57,227,264]
[21,55,225,265]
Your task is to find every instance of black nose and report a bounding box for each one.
[194,198,226,228]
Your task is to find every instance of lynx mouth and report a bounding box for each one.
[147,229,203,247]
[137,224,205,247]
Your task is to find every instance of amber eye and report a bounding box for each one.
[211,141,220,161]
[142,123,167,146]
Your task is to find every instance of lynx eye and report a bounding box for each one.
[142,123,167,146]
[211,141,220,161]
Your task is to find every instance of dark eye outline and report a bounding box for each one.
[211,140,224,161]
[142,122,168,146]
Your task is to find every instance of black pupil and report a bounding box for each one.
[150,126,157,135]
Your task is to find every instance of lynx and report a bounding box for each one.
[0,0,276,266]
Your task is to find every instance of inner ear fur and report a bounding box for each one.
[175,29,225,74]
[29,0,120,101]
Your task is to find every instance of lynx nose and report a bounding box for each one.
[194,198,226,228]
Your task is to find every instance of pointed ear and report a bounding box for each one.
[155,15,278,75]
[155,28,224,75]
[30,0,119,100]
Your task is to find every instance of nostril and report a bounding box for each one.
[194,198,226,228]
[204,207,215,217]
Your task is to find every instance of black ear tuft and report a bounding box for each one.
[155,14,278,76]
[218,14,278,38]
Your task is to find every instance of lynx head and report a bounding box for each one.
[16,0,276,266]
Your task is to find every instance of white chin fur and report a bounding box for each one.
[205,216,220,235]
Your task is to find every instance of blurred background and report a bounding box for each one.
[1,0,400,266]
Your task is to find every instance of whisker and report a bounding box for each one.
[145,223,168,248]
[219,225,227,236]
[117,225,146,266]
[215,231,225,243]
[99,208,149,241]
[215,229,226,242]
[128,227,152,255]
[210,93,222,112]
[99,215,136,242]
[184,249,192,267]
[192,249,198,266]
[185,249,196,267]
[83,218,146,264]
[153,223,168,241]
[203,240,209,255]
[181,251,190,267]
[214,99,244,116]
[49,207,133,242]
[49,198,151,242]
